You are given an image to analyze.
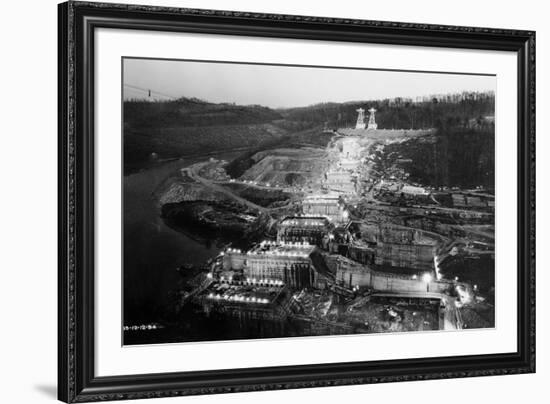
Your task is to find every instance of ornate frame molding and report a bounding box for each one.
[58,1,535,402]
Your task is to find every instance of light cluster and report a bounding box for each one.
[207,293,270,304]
[244,278,284,286]
[260,240,311,247]
[281,219,325,227]
[249,250,309,258]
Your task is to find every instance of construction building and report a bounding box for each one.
[348,243,376,265]
[374,242,436,271]
[301,193,348,223]
[277,216,331,246]
[347,222,440,272]
[197,278,292,321]
[325,169,356,194]
[221,241,317,289]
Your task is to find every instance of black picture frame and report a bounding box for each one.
[58,1,536,402]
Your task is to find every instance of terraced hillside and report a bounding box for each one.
[239,147,329,188]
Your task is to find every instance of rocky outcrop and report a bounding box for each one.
[158,182,227,205]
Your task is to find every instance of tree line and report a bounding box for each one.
[279,91,495,130]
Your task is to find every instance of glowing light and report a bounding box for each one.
[422,273,432,283]
[412,274,417,280]
[433,256,442,280]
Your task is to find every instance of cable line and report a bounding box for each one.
[123,83,178,100]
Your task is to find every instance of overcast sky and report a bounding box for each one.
[123,58,496,108]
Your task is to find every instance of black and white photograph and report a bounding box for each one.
[123,58,496,345]
[0,0,537,403]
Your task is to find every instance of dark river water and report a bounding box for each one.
[123,153,243,326]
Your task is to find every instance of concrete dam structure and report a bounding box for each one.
[334,255,462,295]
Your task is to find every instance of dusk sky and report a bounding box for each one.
[123,58,496,108]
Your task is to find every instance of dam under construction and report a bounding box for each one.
[124,101,494,344]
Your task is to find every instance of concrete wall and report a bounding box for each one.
[374,242,436,271]
[222,253,247,271]
[335,257,454,294]
[338,128,433,138]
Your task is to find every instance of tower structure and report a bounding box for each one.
[367,107,378,130]
[355,108,366,129]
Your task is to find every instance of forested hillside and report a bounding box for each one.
[123,92,494,175]
[380,127,495,188]
[124,97,282,128]
[279,92,495,130]
[123,98,288,174]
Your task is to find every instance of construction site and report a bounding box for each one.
[158,106,495,339]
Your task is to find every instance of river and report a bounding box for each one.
[123,152,244,327]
